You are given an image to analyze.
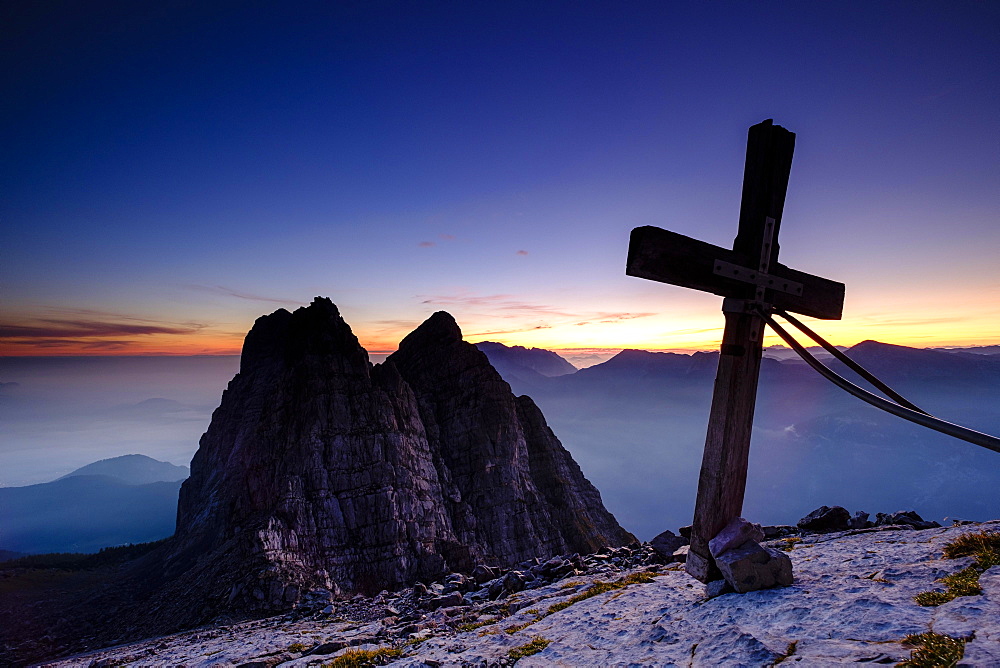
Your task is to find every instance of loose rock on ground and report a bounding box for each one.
[43,520,1000,667]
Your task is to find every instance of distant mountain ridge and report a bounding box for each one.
[763,344,845,361]
[0,475,181,554]
[475,341,577,390]
[842,340,1000,385]
[0,454,188,555]
[474,341,577,376]
[932,344,1000,356]
[59,454,189,485]
[483,338,1000,538]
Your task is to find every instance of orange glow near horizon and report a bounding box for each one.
[0,333,243,357]
[3,313,997,358]
[3,283,998,358]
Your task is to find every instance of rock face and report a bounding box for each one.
[876,510,941,530]
[708,517,765,559]
[797,505,851,532]
[715,541,793,594]
[649,529,687,560]
[170,298,632,612]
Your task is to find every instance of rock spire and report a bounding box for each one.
[169,298,632,613]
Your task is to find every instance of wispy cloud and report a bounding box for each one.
[2,338,95,348]
[465,324,555,337]
[418,241,435,247]
[0,320,204,338]
[420,293,567,318]
[371,318,421,330]
[516,250,529,256]
[418,293,656,333]
[183,284,295,304]
[854,314,969,328]
[81,340,135,350]
[0,311,211,354]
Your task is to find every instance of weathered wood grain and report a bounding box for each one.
[626,226,845,320]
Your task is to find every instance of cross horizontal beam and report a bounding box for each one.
[626,225,845,320]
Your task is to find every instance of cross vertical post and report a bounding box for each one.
[686,121,795,582]
[626,120,844,585]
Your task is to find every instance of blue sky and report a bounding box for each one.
[3,1,999,359]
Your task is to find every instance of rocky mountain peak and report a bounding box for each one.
[165,299,631,623]
[397,310,464,350]
[239,296,365,374]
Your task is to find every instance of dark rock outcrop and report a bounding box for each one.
[715,541,794,594]
[167,298,631,616]
[875,510,941,530]
[649,529,687,560]
[797,505,850,532]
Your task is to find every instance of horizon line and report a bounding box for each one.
[3,340,999,360]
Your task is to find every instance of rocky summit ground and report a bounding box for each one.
[42,520,1000,667]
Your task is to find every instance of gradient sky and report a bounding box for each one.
[3,1,999,362]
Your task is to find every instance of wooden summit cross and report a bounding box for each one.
[626,120,846,583]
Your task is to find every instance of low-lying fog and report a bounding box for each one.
[3,345,998,542]
[0,356,239,487]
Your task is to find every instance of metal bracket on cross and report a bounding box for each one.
[712,217,805,299]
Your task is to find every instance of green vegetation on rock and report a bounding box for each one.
[942,530,1000,566]
[503,570,661,635]
[915,530,1000,607]
[508,637,550,661]
[898,632,967,667]
[548,570,659,614]
[777,537,802,552]
[323,647,403,667]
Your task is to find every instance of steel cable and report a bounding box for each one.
[762,310,1000,454]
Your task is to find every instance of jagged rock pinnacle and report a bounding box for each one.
[397,310,463,351]
[238,297,364,374]
[163,299,631,623]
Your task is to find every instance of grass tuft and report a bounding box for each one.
[942,530,1000,567]
[914,530,999,606]
[505,620,536,634]
[323,647,403,667]
[898,632,966,667]
[940,567,983,597]
[287,642,310,653]
[456,619,494,633]
[501,570,662,638]
[547,599,572,614]
[545,571,659,616]
[773,640,798,664]
[913,591,953,607]
[778,537,802,552]
[508,637,551,661]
